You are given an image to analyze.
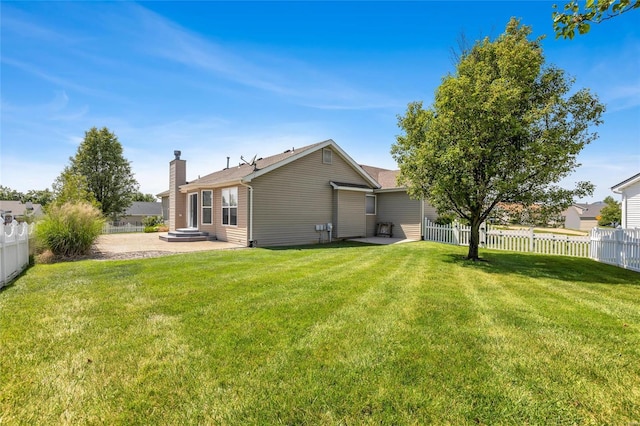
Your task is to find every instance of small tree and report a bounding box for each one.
[598,196,621,226]
[392,19,604,260]
[52,169,99,208]
[0,185,23,201]
[133,192,158,202]
[22,189,55,207]
[64,127,139,219]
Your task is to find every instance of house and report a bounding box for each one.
[612,172,640,228]
[161,139,438,246]
[0,200,44,224]
[116,201,163,225]
[156,190,170,223]
[562,202,605,231]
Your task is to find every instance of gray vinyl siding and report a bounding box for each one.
[376,191,422,240]
[423,201,438,222]
[335,190,366,238]
[623,182,640,228]
[250,149,371,246]
[366,215,377,237]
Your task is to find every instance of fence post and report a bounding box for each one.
[0,224,6,286]
[614,228,623,268]
[529,227,534,253]
[453,220,460,245]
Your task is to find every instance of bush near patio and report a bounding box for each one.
[1,242,638,424]
[143,215,168,233]
[35,201,104,257]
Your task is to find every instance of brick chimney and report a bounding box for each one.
[169,150,187,231]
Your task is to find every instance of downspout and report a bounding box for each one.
[420,198,425,240]
[240,181,254,246]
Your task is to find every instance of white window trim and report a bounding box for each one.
[366,194,377,215]
[201,190,213,225]
[221,187,238,227]
[187,192,198,228]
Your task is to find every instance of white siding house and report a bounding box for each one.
[612,172,640,229]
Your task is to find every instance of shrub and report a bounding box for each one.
[142,215,164,227]
[36,202,104,257]
[144,224,170,233]
[435,212,457,225]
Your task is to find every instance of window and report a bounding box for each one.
[322,148,332,164]
[366,194,376,215]
[222,187,238,226]
[202,190,212,224]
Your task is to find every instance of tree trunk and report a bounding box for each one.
[467,217,482,260]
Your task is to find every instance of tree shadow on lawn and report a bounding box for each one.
[442,251,640,285]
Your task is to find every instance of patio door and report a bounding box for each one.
[188,193,198,228]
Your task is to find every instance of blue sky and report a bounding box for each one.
[1,1,638,202]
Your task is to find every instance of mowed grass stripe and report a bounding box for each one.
[225,245,428,423]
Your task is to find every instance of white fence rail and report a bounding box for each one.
[590,228,640,272]
[423,219,591,257]
[102,223,145,234]
[424,219,639,272]
[1,222,32,288]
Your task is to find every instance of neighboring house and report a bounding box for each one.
[562,202,605,231]
[156,190,170,222]
[160,139,438,246]
[612,172,640,229]
[0,200,43,224]
[117,201,163,225]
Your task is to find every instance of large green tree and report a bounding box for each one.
[392,18,604,260]
[553,0,639,39]
[598,196,622,226]
[63,127,139,219]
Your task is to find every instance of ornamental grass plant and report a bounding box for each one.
[36,201,104,257]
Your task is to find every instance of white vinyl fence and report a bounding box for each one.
[102,222,145,234]
[423,219,591,257]
[1,222,32,288]
[424,219,640,272]
[590,227,640,272]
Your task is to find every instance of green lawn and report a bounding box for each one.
[1,242,639,425]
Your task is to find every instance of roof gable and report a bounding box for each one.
[181,139,379,191]
[568,202,605,219]
[612,172,640,193]
[360,165,402,190]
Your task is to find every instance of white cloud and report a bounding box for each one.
[116,3,398,111]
